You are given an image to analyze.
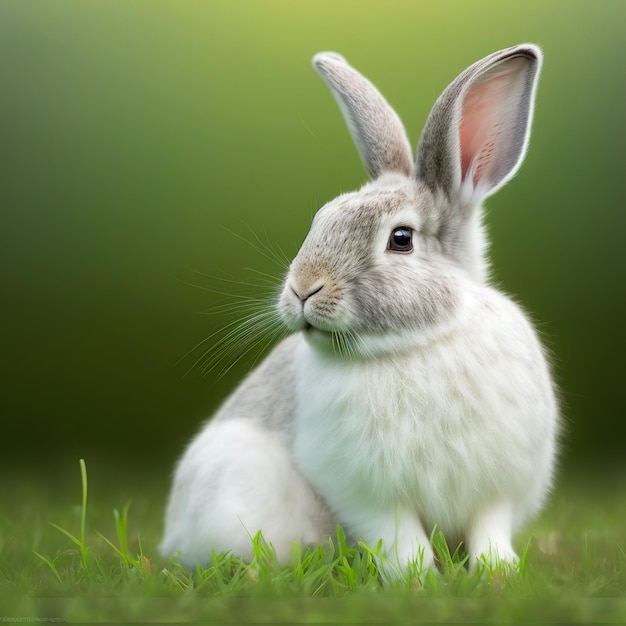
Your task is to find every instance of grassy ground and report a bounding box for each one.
[1,460,625,623]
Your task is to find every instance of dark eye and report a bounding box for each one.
[387,227,413,253]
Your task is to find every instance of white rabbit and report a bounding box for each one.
[160,44,558,576]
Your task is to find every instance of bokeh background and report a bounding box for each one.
[1,0,625,489]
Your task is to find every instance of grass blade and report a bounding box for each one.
[32,550,62,583]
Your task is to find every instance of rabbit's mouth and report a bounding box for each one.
[304,321,330,336]
[303,323,361,360]
[303,321,335,342]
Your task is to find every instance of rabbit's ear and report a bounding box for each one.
[415,44,542,209]
[313,52,413,179]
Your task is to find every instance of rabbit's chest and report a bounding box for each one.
[294,350,469,496]
[291,332,543,528]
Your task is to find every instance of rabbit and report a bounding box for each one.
[160,44,559,577]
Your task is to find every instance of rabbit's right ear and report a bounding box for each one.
[313,52,413,180]
[415,45,542,210]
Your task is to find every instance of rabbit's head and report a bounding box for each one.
[278,45,542,357]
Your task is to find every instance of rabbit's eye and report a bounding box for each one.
[388,227,413,253]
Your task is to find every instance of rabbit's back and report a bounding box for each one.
[211,333,299,432]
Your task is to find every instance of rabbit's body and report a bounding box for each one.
[293,271,555,569]
[161,45,559,574]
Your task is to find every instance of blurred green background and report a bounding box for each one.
[1,0,624,483]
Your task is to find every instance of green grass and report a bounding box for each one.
[1,460,625,623]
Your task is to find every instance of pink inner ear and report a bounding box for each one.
[459,58,527,188]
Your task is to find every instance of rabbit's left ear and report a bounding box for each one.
[415,44,542,209]
[313,52,413,179]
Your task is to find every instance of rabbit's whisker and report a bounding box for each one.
[191,307,284,379]
[221,223,290,270]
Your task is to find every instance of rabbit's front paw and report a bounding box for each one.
[472,543,520,574]
[374,541,435,585]
[467,500,519,573]
[352,505,435,584]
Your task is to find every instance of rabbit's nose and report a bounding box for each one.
[291,281,324,303]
